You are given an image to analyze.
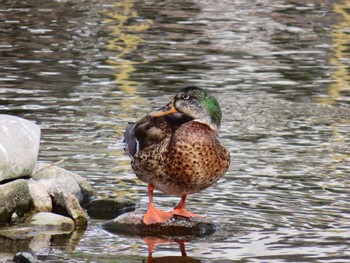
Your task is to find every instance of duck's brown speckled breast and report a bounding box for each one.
[132,121,231,196]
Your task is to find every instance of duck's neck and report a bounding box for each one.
[192,118,219,133]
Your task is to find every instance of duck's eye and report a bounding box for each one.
[182,94,190,100]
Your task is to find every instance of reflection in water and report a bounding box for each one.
[143,237,200,263]
[101,0,154,199]
[0,228,85,261]
[317,0,350,170]
[103,0,152,94]
[318,0,350,105]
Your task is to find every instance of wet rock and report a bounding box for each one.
[25,212,75,233]
[0,213,74,240]
[87,198,136,220]
[102,210,219,238]
[13,252,37,263]
[63,194,88,226]
[0,213,75,260]
[0,179,33,225]
[0,115,40,182]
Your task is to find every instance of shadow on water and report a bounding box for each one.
[1,0,350,262]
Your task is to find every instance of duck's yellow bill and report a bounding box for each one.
[149,100,177,117]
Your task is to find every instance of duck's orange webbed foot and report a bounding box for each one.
[143,184,172,225]
[172,207,204,218]
[171,195,205,219]
[143,206,172,225]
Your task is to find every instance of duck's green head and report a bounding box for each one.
[151,86,222,130]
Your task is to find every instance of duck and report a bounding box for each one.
[124,86,231,225]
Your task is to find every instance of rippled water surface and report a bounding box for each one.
[1,0,350,262]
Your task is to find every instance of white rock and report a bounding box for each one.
[0,115,40,182]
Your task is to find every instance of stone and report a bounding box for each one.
[29,162,96,225]
[27,180,52,213]
[25,212,74,233]
[0,115,40,182]
[102,209,219,238]
[0,162,94,226]
[13,252,37,263]
[0,179,33,225]
[86,198,136,220]
[31,162,95,205]
[0,213,74,242]
[63,194,87,227]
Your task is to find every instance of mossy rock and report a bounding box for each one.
[0,179,33,226]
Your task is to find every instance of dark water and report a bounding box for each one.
[1,0,350,262]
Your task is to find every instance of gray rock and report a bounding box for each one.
[29,162,96,226]
[27,180,52,213]
[0,179,33,225]
[0,162,94,226]
[102,209,219,238]
[62,194,88,227]
[0,115,40,182]
[13,252,37,263]
[0,213,74,241]
[87,198,136,219]
[25,212,74,233]
[31,162,95,205]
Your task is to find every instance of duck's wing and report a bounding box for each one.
[124,122,138,157]
[124,113,193,158]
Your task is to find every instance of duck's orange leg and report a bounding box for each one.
[172,195,204,218]
[143,184,172,225]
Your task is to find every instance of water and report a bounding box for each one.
[1,0,350,262]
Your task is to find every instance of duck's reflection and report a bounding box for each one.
[143,237,201,263]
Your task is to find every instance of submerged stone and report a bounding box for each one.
[102,209,219,238]
[87,198,136,220]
